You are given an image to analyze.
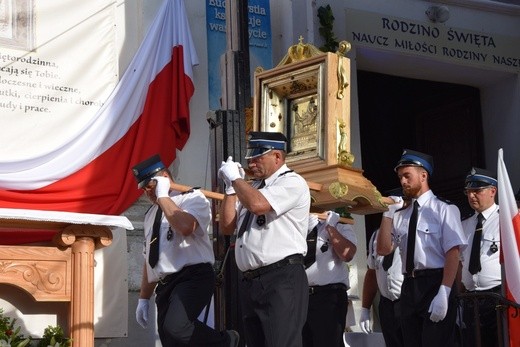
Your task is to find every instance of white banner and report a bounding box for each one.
[0,0,117,162]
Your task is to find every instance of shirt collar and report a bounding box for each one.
[479,203,498,221]
[264,163,290,186]
[416,189,434,207]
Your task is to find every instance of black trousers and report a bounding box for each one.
[302,284,348,347]
[155,263,228,346]
[400,272,458,347]
[379,296,404,347]
[461,286,501,347]
[239,262,308,347]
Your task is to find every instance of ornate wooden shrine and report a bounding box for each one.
[252,38,389,215]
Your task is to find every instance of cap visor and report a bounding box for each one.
[245,147,272,159]
[138,178,152,189]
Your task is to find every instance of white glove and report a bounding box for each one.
[218,157,235,194]
[219,156,242,183]
[136,298,150,328]
[383,196,404,218]
[428,285,451,322]
[326,211,340,227]
[308,214,319,231]
[237,162,246,179]
[359,307,372,334]
[153,176,170,198]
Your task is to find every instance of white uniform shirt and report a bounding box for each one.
[367,230,403,301]
[235,164,311,272]
[461,203,501,291]
[306,222,357,288]
[392,190,466,273]
[143,189,214,283]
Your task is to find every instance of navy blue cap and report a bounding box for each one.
[245,131,287,159]
[465,167,497,189]
[394,149,434,176]
[132,154,166,188]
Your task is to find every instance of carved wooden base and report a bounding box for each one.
[298,165,388,215]
[0,221,113,347]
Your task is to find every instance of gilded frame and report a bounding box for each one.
[256,60,326,164]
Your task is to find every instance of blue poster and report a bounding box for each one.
[206,0,272,110]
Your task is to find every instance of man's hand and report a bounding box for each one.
[136,298,150,328]
[359,307,372,334]
[326,211,340,227]
[218,156,242,183]
[382,196,404,218]
[218,157,236,194]
[428,285,451,322]
[154,176,170,198]
[236,161,245,180]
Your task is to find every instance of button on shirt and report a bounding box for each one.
[143,189,214,283]
[234,164,311,272]
[367,231,403,301]
[306,222,357,288]
[461,204,501,291]
[392,190,466,273]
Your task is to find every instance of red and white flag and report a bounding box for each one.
[0,0,197,218]
[497,148,520,347]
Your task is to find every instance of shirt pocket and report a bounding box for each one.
[416,220,441,246]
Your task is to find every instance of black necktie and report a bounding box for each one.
[304,225,319,268]
[237,180,265,239]
[148,207,163,268]
[405,200,419,274]
[382,250,395,271]
[468,213,485,275]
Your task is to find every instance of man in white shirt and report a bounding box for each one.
[377,149,466,347]
[360,227,404,347]
[459,167,500,347]
[219,132,310,347]
[303,211,357,347]
[133,154,239,346]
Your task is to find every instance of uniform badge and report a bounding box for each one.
[490,242,498,253]
[320,241,329,253]
[256,215,266,226]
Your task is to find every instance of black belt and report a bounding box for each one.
[242,254,303,280]
[404,268,443,279]
[309,283,347,295]
[469,285,502,294]
[157,263,209,285]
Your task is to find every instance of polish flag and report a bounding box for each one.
[497,148,520,347]
[0,0,197,222]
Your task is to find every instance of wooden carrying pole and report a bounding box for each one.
[170,182,397,225]
[170,180,323,201]
[170,182,396,205]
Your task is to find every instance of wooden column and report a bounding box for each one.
[0,210,131,347]
[55,224,112,347]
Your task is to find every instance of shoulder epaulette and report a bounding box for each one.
[181,187,200,195]
[436,196,454,205]
[278,170,293,177]
[396,204,410,213]
[461,210,475,221]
